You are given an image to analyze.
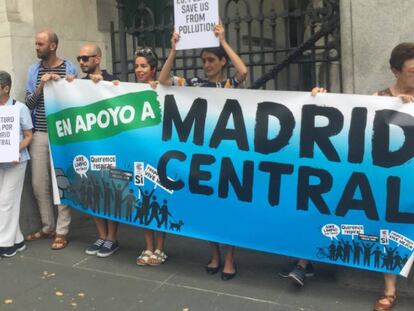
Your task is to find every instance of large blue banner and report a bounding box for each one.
[45,80,414,276]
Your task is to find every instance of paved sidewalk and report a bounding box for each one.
[1,216,414,311]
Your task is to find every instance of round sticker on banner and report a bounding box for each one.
[73,155,89,178]
[321,224,340,240]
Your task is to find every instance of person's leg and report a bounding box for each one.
[222,245,235,273]
[10,163,27,246]
[147,232,168,266]
[106,220,119,241]
[207,242,221,268]
[384,274,397,295]
[94,217,108,240]
[85,217,108,255]
[297,259,308,269]
[374,273,397,310]
[0,162,27,250]
[144,229,155,251]
[55,204,71,236]
[155,231,166,251]
[136,229,155,265]
[96,219,120,257]
[29,132,55,235]
[288,259,309,286]
[51,204,71,250]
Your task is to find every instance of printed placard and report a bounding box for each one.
[134,162,145,186]
[0,106,20,162]
[341,224,364,238]
[174,0,219,50]
[358,234,379,242]
[109,168,133,181]
[90,155,116,171]
[380,230,389,245]
[389,231,414,250]
[144,164,174,194]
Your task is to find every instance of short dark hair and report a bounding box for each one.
[389,42,414,71]
[0,71,12,89]
[134,47,158,71]
[200,46,229,64]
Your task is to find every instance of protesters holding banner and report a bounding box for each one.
[0,71,33,257]
[292,43,414,309]
[73,43,121,258]
[371,42,414,311]
[158,23,248,280]
[133,47,168,266]
[25,30,78,250]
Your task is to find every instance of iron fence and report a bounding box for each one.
[111,0,341,91]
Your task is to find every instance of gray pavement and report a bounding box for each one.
[1,211,414,311]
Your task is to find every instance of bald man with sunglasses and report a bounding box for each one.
[69,43,121,257]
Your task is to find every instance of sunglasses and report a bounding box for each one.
[135,47,157,59]
[77,55,97,62]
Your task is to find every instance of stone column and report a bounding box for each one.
[341,0,414,95]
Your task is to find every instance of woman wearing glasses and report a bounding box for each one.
[158,23,248,280]
[134,47,167,266]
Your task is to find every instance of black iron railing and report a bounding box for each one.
[111,0,341,91]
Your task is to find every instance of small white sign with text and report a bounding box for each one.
[174,0,219,50]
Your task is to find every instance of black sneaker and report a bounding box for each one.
[97,240,119,258]
[1,241,26,258]
[278,261,314,278]
[85,239,105,255]
[288,265,306,286]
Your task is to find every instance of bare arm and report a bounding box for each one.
[215,24,247,83]
[158,32,180,86]
[20,129,33,151]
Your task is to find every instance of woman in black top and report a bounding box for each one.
[159,23,247,280]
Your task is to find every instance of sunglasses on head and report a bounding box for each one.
[77,55,97,62]
[135,47,157,59]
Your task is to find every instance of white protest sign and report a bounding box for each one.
[174,0,219,50]
[0,106,20,163]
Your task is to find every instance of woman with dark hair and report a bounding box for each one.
[371,42,414,311]
[133,47,167,266]
[158,23,248,280]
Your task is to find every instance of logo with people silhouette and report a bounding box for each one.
[60,160,184,233]
[317,223,412,272]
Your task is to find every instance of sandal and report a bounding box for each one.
[148,249,168,266]
[136,250,153,266]
[51,234,68,250]
[373,294,397,311]
[25,230,55,241]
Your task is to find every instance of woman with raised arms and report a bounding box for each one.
[158,23,248,280]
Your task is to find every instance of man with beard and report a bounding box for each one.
[25,30,77,250]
